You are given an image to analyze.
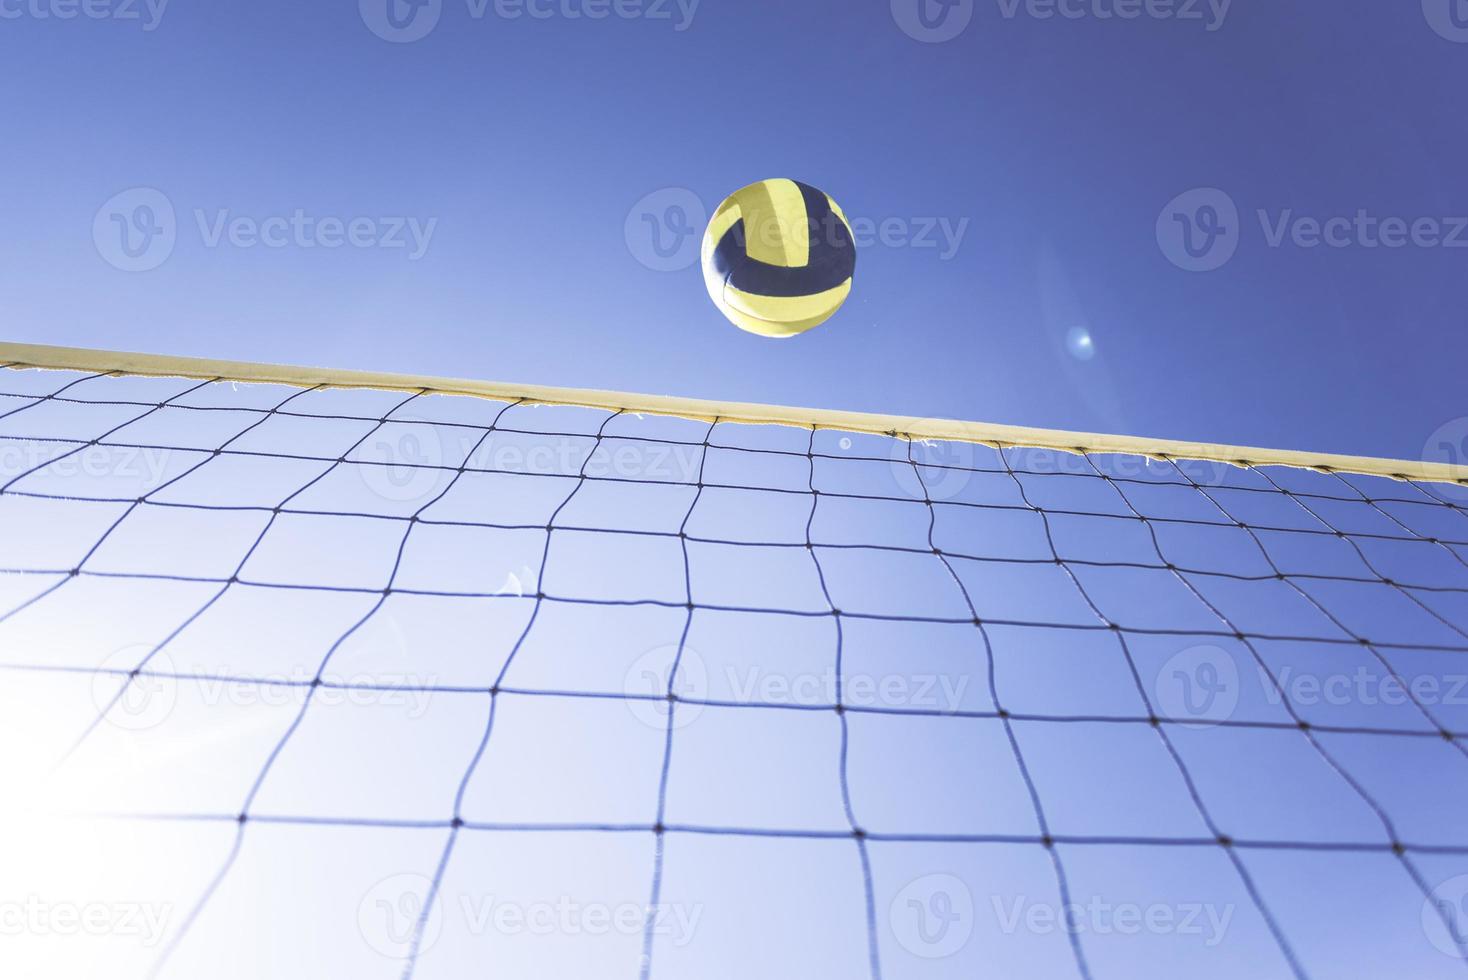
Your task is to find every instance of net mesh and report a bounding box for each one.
[2,363,1468,980]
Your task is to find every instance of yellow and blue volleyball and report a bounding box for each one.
[701,179,857,337]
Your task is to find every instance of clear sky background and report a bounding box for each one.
[2,0,1466,460]
[6,8,1468,978]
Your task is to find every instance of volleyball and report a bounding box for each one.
[701,179,857,337]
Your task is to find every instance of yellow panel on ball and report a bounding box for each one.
[701,179,857,337]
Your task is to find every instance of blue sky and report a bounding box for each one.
[5,9,1468,978]
[2,0,1466,465]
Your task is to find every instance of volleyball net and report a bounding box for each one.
[2,343,1467,980]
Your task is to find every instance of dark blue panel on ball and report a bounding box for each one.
[711,182,857,299]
